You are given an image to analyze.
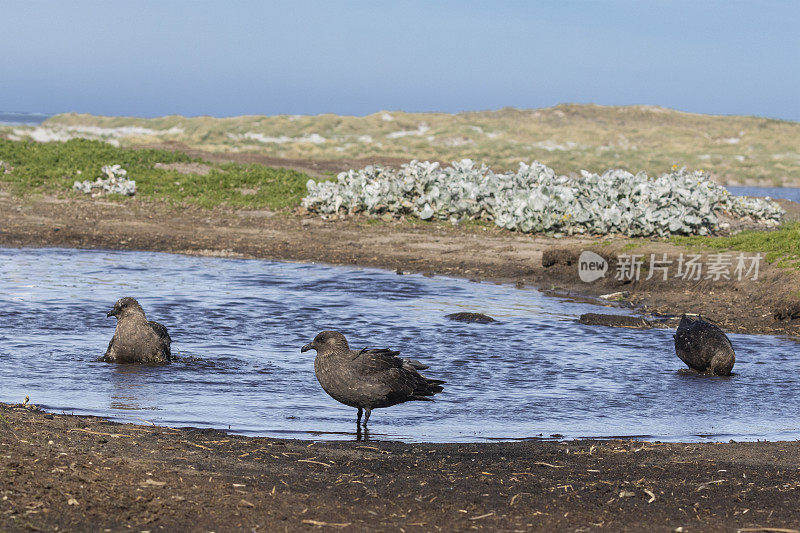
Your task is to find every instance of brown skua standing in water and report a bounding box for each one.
[301,330,444,427]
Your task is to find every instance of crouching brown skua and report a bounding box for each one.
[104,297,172,364]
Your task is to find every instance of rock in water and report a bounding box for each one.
[104,297,172,364]
[445,312,496,323]
[673,315,735,375]
[579,313,652,329]
[301,331,444,427]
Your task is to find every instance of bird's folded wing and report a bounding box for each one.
[105,336,115,357]
[353,348,405,373]
[148,321,171,344]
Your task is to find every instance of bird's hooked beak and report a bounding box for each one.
[300,342,313,353]
[106,308,118,318]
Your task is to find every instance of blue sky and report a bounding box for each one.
[3,1,798,120]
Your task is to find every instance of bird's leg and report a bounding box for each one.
[356,407,363,427]
[363,408,371,427]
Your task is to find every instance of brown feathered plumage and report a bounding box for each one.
[674,315,735,375]
[301,330,444,426]
[104,297,172,364]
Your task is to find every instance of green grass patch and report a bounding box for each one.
[621,241,643,251]
[672,223,800,268]
[0,138,316,210]
[455,218,495,230]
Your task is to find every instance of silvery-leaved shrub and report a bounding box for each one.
[73,164,136,196]
[302,160,783,236]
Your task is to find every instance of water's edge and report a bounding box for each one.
[4,247,799,444]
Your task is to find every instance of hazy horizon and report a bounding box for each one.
[4,104,799,125]
[3,1,799,121]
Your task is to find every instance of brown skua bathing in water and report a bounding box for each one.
[674,315,735,375]
[104,297,172,364]
[301,330,444,426]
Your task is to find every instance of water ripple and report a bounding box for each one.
[1,247,799,443]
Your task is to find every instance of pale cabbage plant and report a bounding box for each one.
[303,160,783,236]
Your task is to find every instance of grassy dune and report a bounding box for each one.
[4,104,798,186]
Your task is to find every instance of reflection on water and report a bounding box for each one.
[108,364,164,410]
[1,247,799,443]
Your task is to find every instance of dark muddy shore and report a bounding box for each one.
[3,403,800,532]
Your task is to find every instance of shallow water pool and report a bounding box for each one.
[1,247,798,442]
[726,185,800,203]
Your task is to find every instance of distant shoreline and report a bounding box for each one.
[15,102,800,122]
[0,111,51,126]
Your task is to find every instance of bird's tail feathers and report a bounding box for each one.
[412,378,444,399]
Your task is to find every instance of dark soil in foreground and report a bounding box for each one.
[2,403,800,532]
